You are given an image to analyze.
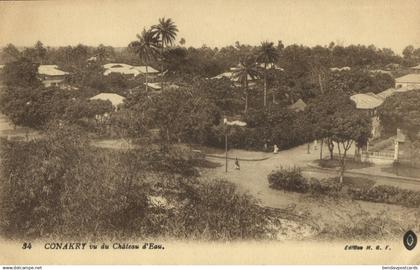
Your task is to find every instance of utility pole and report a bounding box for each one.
[225,125,228,173]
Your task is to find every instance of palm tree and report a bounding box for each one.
[232,56,260,113]
[257,41,279,107]
[151,17,178,90]
[95,44,109,63]
[129,28,160,92]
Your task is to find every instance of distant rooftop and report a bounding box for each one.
[257,63,284,71]
[90,93,125,107]
[330,66,351,72]
[377,85,420,99]
[287,98,307,112]
[103,63,158,76]
[350,93,383,109]
[369,69,392,75]
[133,66,159,74]
[38,65,68,76]
[211,71,254,82]
[145,82,161,90]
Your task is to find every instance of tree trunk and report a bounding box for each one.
[337,140,352,184]
[272,89,276,104]
[264,63,267,107]
[354,143,361,162]
[326,138,334,160]
[318,73,324,94]
[320,138,324,160]
[337,142,344,183]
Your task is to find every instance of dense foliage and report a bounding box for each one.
[378,91,420,139]
[0,126,275,240]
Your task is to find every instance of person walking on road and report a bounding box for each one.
[234,157,240,170]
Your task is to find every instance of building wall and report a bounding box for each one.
[371,116,381,139]
[395,82,420,88]
[42,79,65,88]
[41,75,66,88]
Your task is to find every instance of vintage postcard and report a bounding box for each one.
[0,0,420,266]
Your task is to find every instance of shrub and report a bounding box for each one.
[347,185,420,208]
[268,168,420,208]
[173,179,275,240]
[308,178,343,196]
[268,167,309,193]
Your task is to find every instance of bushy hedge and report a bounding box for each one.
[268,167,420,208]
[347,185,420,208]
[0,126,274,240]
[268,167,309,192]
[268,167,342,194]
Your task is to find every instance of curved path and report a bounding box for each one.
[202,145,420,238]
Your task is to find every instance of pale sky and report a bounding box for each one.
[0,0,419,54]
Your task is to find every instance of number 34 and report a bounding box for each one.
[22,242,32,249]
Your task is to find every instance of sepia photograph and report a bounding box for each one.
[0,0,420,266]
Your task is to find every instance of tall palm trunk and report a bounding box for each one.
[161,43,164,90]
[264,62,267,107]
[244,79,249,113]
[145,65,149,93]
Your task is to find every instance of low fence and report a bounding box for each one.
[361,150,394,165]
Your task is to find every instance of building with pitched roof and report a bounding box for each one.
[350,92,384,138]
[410,64,420,74]
[38,65,69,88]
[287,99,307,112]
[103,63,159,77]
[395,74,420,88]
[90,93,125,108]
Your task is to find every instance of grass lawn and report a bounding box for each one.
[317,158,373,170]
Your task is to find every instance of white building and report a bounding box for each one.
[350,92,384,139]
[410,64,420,74]
[38,65,69,88]
[395,74,420,88]
[90,93,125,110]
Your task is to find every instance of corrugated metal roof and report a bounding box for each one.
[377,86,420,99]
[38,65,68,76]
[145,82,161,90]
[350,93,383,109]
[133,66,159,74]
[287,98,307,112]
[90,93,125,107]
[376,88,396,99]
[211,71,253,82]
[395,74,420,83]
[330,66,351,71]
[103,63,158,76]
